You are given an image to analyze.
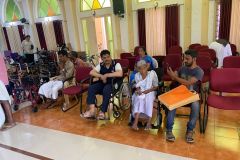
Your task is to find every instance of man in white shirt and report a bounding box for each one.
[22,35,34,63]
[82,50,123,120]
[209,39,232,68]
[38,50,74,108]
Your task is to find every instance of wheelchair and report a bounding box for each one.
[110,77,132,118]
[93,76,132,119]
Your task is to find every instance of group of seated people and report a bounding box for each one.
[79,47,202,143]
[0,46,203,144]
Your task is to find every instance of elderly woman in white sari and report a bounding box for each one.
[132,60,158,130]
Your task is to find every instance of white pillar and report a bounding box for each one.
[58,0,70,45]
[63,0,81,51]
[132,11,139,48]
[191,0,202,43]
[21,0,41,50]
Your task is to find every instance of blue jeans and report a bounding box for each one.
[87,82,112,113]
[166,101,200,131]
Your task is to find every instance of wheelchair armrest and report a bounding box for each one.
[156,81,165,96]
[111,77,123,86]
[89,76,100,85]
[158,81,164,88]
[111,77,124,94]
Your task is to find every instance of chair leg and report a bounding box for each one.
[199,106,203,134]
[202,103,209,133]
[61,95,79,112]
[80,94,82,114]
[152,102,163,129]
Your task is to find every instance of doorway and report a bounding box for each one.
[81,15,114,57]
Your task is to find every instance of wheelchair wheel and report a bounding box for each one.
[113,111,121,118]
[119,82,131,110]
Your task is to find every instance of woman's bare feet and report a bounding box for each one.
[144,122,152,130]
[0,123,16,131]
[132,123,139,131]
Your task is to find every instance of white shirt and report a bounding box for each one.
[94,63,122,72]
[209,42,232,68]
[22,40,33,54]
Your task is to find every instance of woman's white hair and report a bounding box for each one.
[137,60,147,67]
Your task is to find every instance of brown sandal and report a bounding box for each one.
[81,111,96,119]
[97,112,106,120]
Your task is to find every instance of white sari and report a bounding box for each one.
[132,71,158,118]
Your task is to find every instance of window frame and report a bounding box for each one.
[80,0,111,12]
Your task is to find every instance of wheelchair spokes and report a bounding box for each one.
[119,82,131,110]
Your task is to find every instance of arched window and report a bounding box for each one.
[38,0,61,18]
[5,0,22,22]
[80,0,111,12]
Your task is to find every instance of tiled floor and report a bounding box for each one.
[0,123,191,160]
[7,96,240,160]
[0,147,38,160]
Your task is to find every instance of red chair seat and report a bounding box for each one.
[207,94,240,110]
[63,85,88,95]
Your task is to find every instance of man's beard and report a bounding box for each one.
[185,62,193,67]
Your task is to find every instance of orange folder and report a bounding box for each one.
[158,85,200,110]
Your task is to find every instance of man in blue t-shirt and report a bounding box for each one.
[166,49,204,143]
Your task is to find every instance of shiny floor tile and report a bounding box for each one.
[10,100,240,160]
[0,123,191,160]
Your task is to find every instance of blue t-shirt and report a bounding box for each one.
[178,66,204,92]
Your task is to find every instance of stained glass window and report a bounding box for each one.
[38,0,61,18]
[81,0,111,12]
[5,0,22,22]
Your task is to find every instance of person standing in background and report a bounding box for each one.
[209,39,232,68]
[22,35,34,63]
